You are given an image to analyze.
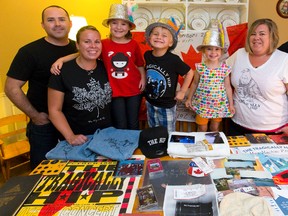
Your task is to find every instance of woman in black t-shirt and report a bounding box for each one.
[48,26,112,145]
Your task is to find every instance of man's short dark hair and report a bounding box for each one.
[41,5,70,22]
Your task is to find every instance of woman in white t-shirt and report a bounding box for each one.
[228,18,288,136]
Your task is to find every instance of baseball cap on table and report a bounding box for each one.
[139,126,168,158]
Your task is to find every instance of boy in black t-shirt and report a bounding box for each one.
[144,18,194,132]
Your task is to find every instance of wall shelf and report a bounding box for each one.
[123,0,249,32]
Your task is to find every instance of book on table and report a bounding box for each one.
[268,134,288,145]
[244,133,274,144]
[0,174,42,216]
[226,135,251,147]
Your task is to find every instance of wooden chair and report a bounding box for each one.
[0,114,30,181]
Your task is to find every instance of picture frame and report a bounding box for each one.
[277,0,288,18]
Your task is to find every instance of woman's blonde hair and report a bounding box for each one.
[245,18,279,55]
[76,25,100,43]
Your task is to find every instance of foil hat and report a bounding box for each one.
[145,17,184,51]
[196,19,229,53]
[102,4,136,30]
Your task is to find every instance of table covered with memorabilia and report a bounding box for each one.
[1,126,288,216]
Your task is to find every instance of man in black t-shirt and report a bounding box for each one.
[4,5,77,169]
[279,41,288,53]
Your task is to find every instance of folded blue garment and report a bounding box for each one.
[46,127,140,161]
[45,135,97,161]
[87,127,140,161]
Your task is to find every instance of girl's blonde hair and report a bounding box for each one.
[245,18,279,55]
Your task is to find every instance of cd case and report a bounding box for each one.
[137,184,158,211]
[146,158,164,178]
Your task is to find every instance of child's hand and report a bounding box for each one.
[139,77,146,92]
[230,104,236,115]
[175,90,185,101]
[50,60,64,75]
[185,99,192,109]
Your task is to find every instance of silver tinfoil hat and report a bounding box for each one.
[196,19,227,52]
[102,4,136,30]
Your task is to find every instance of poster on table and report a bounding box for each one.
[16,160,140,216]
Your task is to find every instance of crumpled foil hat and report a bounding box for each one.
[197,19,228,52]
[102,4,136,30]
[145,17,183,51]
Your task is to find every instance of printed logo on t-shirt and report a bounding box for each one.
[146,69,167,99]
[72,77,112,116]
[110,51,130,79]
[237,68,266,110]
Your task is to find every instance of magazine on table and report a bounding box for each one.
[227,178,259,196]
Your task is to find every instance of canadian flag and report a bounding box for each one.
[187,164,207,177]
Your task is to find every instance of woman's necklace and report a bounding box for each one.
[76,57,97,75]
[86,66,96,75]
[249,53,271,68]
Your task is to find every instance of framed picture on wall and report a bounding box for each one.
[277,0,288,18]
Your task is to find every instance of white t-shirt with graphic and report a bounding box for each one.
[230,48,288,131]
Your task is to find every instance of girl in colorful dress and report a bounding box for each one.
[185,20,235,132]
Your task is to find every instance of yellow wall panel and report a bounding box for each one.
[0,0,120,94]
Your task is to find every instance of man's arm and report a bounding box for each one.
[4,76,50,125]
